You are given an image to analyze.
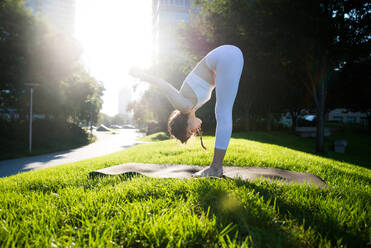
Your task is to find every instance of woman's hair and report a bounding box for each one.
[168,110,207,150]
[168,110,192,144]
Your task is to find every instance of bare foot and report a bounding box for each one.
[192,166,223,178]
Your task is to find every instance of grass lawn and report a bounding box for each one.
[0,131,370,247]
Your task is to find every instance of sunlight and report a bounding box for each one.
[75,0,152,115]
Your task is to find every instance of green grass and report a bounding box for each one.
[233,129,371,169]
[0,131,370,247]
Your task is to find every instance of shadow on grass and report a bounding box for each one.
[0,149,77,178]
[232,130,371,169]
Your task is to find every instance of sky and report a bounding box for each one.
[75,0,153,116]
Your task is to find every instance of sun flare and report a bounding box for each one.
[75,0,152,115]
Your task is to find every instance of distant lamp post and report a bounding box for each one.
[25,83,40,153]
[85,98,94,137]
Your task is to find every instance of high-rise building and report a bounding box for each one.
[25,0,76,34]
[152,0,193,62]
[118,87,133,115]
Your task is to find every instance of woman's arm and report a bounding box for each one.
[130,68,193,113]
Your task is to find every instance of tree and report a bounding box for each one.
[178,0,313,132]
[328,59,371,131]
[0,0,104,124]
[284,0,370,152]
[112,113,130,126]
[98,112,113,126]
[61,68,104,124]
[127,100,153,128]
[0,0,36,117]
[180,0,370,153]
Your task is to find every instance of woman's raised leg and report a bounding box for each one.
[130,68,193,113]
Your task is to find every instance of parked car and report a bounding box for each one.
[110,125,122,129]
[122,124,135,129]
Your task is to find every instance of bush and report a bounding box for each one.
[0,118,89,159]
[32,119,88,148]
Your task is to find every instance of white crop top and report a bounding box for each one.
[185,72,215,110]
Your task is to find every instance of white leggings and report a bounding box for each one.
[205,45,244,150]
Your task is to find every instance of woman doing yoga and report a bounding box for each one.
[130,45,244,177]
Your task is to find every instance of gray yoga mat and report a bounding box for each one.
[89,163,328,188]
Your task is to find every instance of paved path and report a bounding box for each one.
[0,129,145,178]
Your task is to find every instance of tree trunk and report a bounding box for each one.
[243,106,252,131]
[290,111,298,132]
[316,79,326,154]
[244,112,251,131]
[266,108,272,132]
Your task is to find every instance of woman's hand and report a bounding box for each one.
[129,67,146,80]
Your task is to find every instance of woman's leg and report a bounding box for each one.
[194,45,244,177]
[214,46,244,151]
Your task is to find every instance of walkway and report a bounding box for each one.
[0,129,144,178]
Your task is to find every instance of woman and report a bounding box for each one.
[130,45,244,177]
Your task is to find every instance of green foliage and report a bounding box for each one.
[112,113,130,126]
[0,0,104,124]
[61,67,105,124]
[127,99,155,128]
[138,132,170,142]
[98,113,131,127]
[98,112,113,126]
[178,0,370,133]
[0,131,370,247]
[0,118,91,160]
[327,59,371,131]
[133,0,369,136]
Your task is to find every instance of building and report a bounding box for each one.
[118,87,133,116]
[25,0,76,34]
[152,0,193,62]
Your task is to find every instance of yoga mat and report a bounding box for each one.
[89,163,328,188]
